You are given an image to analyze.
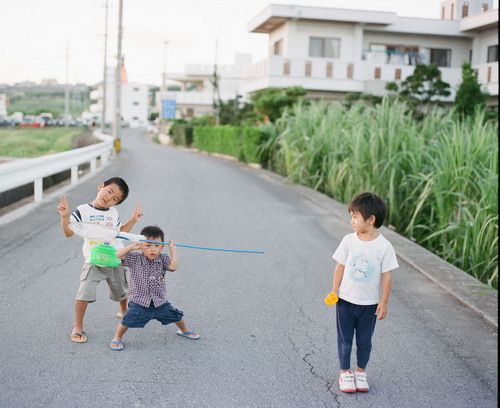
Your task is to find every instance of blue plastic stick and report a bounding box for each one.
[117,235,264,254]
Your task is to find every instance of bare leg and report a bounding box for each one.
[110,323,128,349]
[175,318,198,339]
[72,300,88,341]
[119,298,128,315]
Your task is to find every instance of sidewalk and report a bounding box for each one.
[257,167,498,328]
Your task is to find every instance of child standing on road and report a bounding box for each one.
[57,177,143,343]
[330,192,398,393]
[110,225,199,351]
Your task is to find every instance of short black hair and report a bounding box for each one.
[103,177,129,204]
[348,192,387,229]
[140,225,165,242]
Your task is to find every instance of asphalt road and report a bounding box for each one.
[0,128,497,408]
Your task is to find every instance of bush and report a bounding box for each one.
[193,126,263,164]
[171,124,194,147]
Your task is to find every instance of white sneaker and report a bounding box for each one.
[339,371,356,393]
[354,370,369,392]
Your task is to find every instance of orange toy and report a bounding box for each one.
[324,292,339,306]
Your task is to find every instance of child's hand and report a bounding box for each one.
[168,240,176,251]
[131,203,144,223]
[58,196,69,217]
[324,292,338,306]
[376,301,388,320]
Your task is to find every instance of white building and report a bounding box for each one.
[159,53,252,119]
[89,67,149,128]
[244,0,498,104]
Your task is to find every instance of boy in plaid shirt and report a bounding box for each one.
[110,225,199,350]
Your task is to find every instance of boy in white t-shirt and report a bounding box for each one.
[330,192,399,393]
[57,177,143,343]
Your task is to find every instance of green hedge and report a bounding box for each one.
[193,125,262,163]
[171,124,194,147]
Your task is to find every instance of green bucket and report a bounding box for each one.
[90,244,120,267]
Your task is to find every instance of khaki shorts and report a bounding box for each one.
[75,263,128,303]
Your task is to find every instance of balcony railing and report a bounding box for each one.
[243,56,498,97]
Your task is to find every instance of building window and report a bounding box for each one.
[430,49,451,67]
[273,39,282,56]
[347,64,353,79]
[133,101,139,106]
[133,87,139,92]
[305,61,312,77]
[395,68,401,80]
[482,3,488,12]
[326,62,333,78]
[374,67,381,79]
[487,45,498,62]
[309,37,340,58]
[441,6,445,19]
[462,2,469,18]
[186,108,194,118]
[368,44,420,65]
[469,49,473,63]
[284,60,290,75]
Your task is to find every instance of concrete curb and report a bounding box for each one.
[258,170,498,328]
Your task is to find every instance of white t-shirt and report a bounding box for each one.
[70,203,124,263]
[332,232,399,305]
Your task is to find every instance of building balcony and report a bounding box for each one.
[243,55,498,99]
[164,91,214,106]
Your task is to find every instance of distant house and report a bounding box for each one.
[244,0,498,104]
[90,67,149,128]
[159,53,252,119]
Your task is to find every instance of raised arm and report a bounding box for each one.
[57,196,74,237]
[116,242,141,260]
[120,203,144,233]
[168,241,178,271]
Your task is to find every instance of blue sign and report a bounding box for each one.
[162,99,176,119]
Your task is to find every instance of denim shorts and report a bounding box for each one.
[121,301,184,328]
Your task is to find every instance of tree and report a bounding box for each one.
[250,86,307,122]
[386,63,451,112]
[453,61,489,118]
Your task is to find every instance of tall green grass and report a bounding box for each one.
[261,97,498,289]
[0,127,87,157]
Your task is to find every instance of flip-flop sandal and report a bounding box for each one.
[110,340,123,351]
[176,330,200,340]
[71,331,87,343]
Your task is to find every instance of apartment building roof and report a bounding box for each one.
[248,3,476,38]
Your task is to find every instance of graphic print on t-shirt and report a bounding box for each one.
[349,253,375,282]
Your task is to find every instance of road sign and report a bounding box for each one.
[162,99,176,119]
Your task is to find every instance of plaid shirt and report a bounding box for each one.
[123,252,173,308]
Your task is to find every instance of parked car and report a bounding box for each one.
[9,112,23,126]
[20,115,44,128]
[38,113,54,126]
[0,117,14,127]
[56,114,77,126]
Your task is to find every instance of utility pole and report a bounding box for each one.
[213,40,220,126]
[65,44,70,127]
[161,40,168,121]
[101,0,109,134]
[113,0,123,152]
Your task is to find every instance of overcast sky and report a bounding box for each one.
[1,0,494,86]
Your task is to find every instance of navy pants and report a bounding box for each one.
[336,298,378,370]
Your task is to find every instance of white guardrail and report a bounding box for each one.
[0,132,115,202]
